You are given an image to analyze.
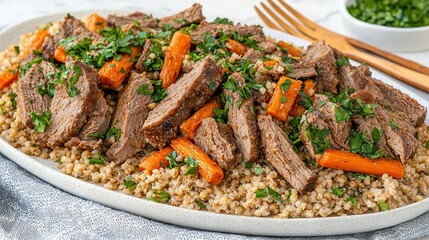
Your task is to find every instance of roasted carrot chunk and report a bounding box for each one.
[318,149,404,179]
[0,64,19,89]
[263,60,277,68]
[277,40,301,57]
[22,29,51,57]
[99,46,141,90]
[54,46,67,63]
[302,80,316,97]
[171,138,224,185]
[180,99,220,140]
[266,77,302,121]
[226,39,247,56]
[139,147,174,172]
[160,31,192,89]
[84,13,107,32]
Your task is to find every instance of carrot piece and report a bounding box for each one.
[266,77,302,121]
[263,60,277,68]
[54,46,67,63]
[0,64,19,89]
[171,138,224,185]
[22,29,51,57]
[318,149,404,179]
[302,80,316,97]
[277,40,301,57]
[99,46,141,90]
[139,147,174,172]
[226,39,247,56]
[84,13,107,32]
[180,99,220,140]
[160,31,192,89]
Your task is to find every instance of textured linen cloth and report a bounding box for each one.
[1,154,429,240]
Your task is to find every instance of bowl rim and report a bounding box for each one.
[341,0,429,32]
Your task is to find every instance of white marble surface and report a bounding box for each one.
[0,0,428,67]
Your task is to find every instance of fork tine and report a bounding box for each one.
[254,6,283,32]
[266,0,320,40]
[277,0,318,30]
[260,2,314,41]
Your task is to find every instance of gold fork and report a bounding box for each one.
[255,0,429,93]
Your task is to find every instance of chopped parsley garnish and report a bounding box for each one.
[14,46,20,54]
[89,154,107,165]
[253,166,264,175]
[255,187,282,203]
[306,124,331,154]
[425,140,429,149]
[136,84,153,95]
[184,156,198,175]
[346,197,358,208]
[347,0,429,28]
[280,79,292,103]
[8,92,17,110]
[165,151,183,168]
[151,80,168,103]
[66,64,82,97]
[389,120,398,129]
[286,117,301,152]
[174,18,188,24]
[333,91,377,122]
[336,57,349,67]
[230,30,263,51]
[124,176,138,190]
[148,189,170,203]
[213,105,228,124]
[196,200,207,209]
[18,57,44,77]
[106,127,121,140]
[188,51,204,62]
[332,187,345,197]
[351,173,367,180]
[36,82,55,98]
[30,111,51,132]
[378,201,389,211]
[156,24,174,40]
[244,162,253,169]
[335,106,353,122]
[213,17,234,25]
[143,42,164,71]
[349,128,387,159]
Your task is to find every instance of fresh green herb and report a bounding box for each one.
[156,24,174,40]
[335,106,353,122]
[306,124,331,154]
[165,151,182,169]
[65,64,82,97]
[332,187,345,197]
[0,103,6,115]
[188,50,204,61]
[184,156,198,175]
[336,57,349,67]
[333,90,377,121]
[347,0,429,28]
[106,127,121,140]
[151,80,168,103]
[351,173,367,180]
[14,46,20,54]
[378,201,389,211]
[174,18,188,24]
[425,140,429,149]
[30,111,51,132]
[349,128,387,159]
[196,200,207,209]
[124,176,138,190]
[8,69,16,74]
[255,187,282,203]
[286,117,301,152]
[346,197,358,208]
[280,80,292,92]
[89,154,107,165]
[208,81,217,91]
[137,84,153,95]
[286,64,294,73]
[213,106,228,124]
[280,95,287,103]
[213,17,234,25]
[389,120,398,129]
[36,82,55,98]
[148,189,170,203]
[245,162,253,169]
[18,57,43,77]
[8,92,17,110]
[143,42,164,71]
[230,30,263,51]
[253,166,264,175]
[33,49,42,55]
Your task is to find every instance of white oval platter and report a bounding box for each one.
[0,9,428,237]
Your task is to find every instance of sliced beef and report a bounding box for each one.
[194,118,237,171]
[39,59,99,147]
[190,21,264,44]
[258,40,277,54]
[107,12,158,29]
[66,91,111,150]
[40,36,56,61]
[302,41,339,94]
[106,72,154,163]
[286,62,317,79]
[300,94,351,158]
[224,73,260,162]
[159,3,205,29]
[142,57,222,148]
[258,115,317,193]
[242,48,263,63]
[135,39,152,73]
[17,61,57,128]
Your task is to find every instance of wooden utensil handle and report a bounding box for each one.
[347,50,429,93]
[346,38,429,76]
